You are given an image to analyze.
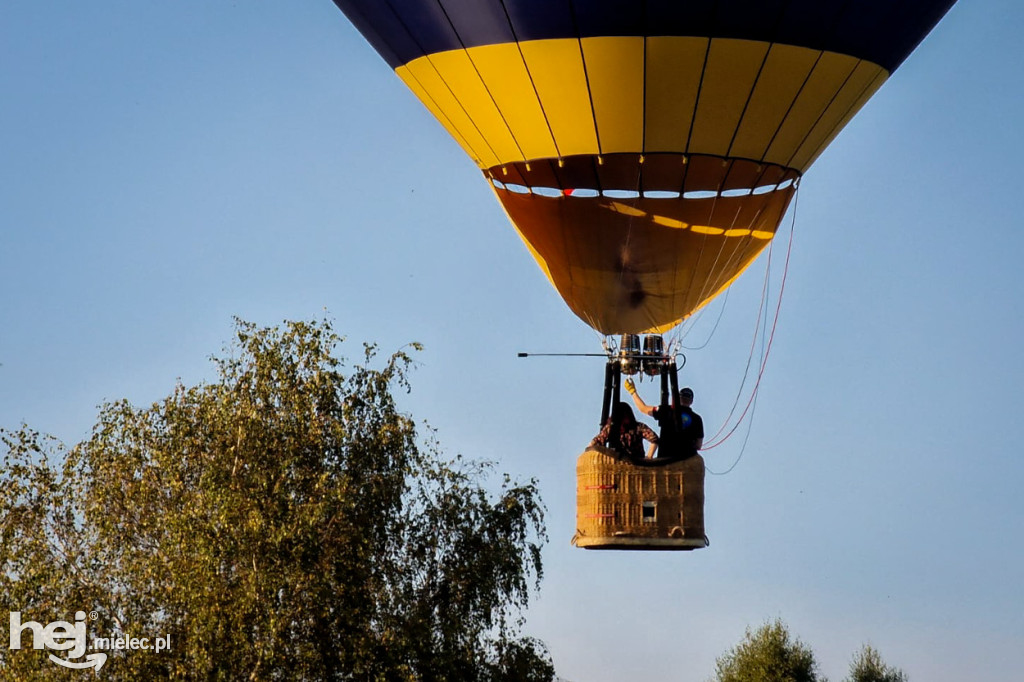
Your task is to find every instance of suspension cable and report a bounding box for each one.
[705,233,775,443]
[681,288,731,351]
[706,386,759,475]
[703,187,799,452]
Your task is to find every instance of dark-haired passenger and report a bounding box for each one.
[589,402,659,461]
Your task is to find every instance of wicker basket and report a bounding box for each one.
[573,446,707,550]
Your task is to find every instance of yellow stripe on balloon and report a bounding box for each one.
[396,37,888,173]
[789,61,887,169]
[467,42,558,161]
[688,39,770,157]
[518,39,599,158]
[395,66,485,166]
[398,59,500,168]
[766,52,885,168]
[424,48,523,165]
[727,43,820,160]
[644,36,708,152]
[581,36,645,154]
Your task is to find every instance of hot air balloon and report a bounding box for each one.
[329,0,956,549]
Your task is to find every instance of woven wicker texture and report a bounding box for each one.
[574,446,706,550]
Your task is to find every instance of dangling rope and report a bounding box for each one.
[705,247,771,475]
[681,288,731,351]
[674,159,783,352]
[703,188,784,444]
[706,387,759,475]
[703,187,799,454]
[704,233,774,444]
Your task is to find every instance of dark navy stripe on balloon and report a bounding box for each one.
[332,0,955,73]
[440,0,517,45]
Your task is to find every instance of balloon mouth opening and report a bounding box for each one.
[491,177,796,199]
[485,153,799,334]
[486,153,799,200]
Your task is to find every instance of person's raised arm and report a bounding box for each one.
[624,378,655,416]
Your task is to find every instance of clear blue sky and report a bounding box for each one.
[2,2,1022,680]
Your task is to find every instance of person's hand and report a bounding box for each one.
[625,378,636,395]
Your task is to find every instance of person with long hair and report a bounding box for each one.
[589,401,659,461]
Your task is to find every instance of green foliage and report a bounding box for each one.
[844,645,907,682]
[1,318,551,681]
[714,618,823,682]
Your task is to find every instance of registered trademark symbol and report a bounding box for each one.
[89,611,99,621]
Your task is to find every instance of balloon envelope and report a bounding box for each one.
[332,0,956,333]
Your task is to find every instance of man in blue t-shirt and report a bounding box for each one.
[625,381,704,459]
